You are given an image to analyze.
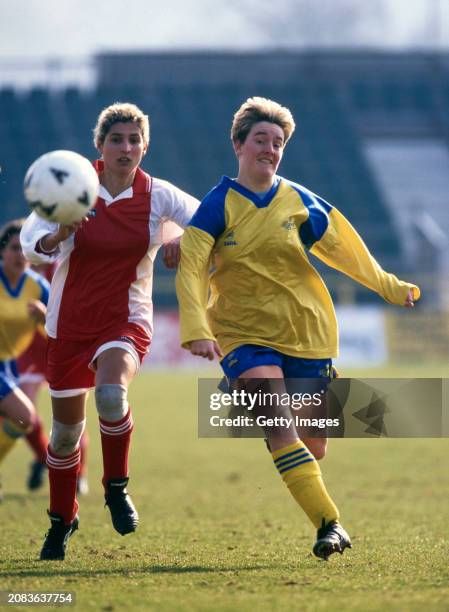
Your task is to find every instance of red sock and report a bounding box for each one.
[79,430,89,477]
[26,414,49,463]
[99,409,133,489]
[46,446,80,525]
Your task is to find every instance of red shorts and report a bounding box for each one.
[17,332,48,383]
[47,323,150,397]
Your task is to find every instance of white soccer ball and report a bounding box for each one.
[24,150,99,224]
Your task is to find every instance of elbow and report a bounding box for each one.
[21,243,49,265]
[21,243,38,262]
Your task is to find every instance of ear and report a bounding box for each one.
[233,139,243,159]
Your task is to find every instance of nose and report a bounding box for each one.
[121,140,132,153]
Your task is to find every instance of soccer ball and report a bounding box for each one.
[24,150,99,224]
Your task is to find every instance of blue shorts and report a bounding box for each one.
[221,344,332,380]
[0,359,19,401]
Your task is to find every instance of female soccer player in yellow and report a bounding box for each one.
[176,97,419,560]
[0,219,49,480]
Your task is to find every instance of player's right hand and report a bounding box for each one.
[55,219,85,241]
[27,299,46,324]
[403,289,415,308]
[189,339,223,361]
[38,219,86,253]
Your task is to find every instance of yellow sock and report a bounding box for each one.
[272,440,339,529]
[0,419,28,465]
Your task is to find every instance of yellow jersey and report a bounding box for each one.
[176,176,420,359]
[0,266,49,361]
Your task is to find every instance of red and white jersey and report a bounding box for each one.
[21,164,199,342]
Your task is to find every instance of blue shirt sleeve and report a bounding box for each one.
[38,277,50,306]
[28,269,50,305]
[188,180,228,240]
[286,181,333,249]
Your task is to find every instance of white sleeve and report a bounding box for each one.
[20,212,60,264]
[151,178,200,244]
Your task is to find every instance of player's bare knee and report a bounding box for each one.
[2,417,32,438]
[24,419,33,433]
[95,384,128,422]
[13,397,35,431]
[50,419,85,457]
[18,411,34,432]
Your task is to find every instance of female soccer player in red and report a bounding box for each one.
[21,102,199,560]
[0,219,49,491]
[176,97,419,560]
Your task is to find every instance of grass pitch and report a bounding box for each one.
[1,365,448,611]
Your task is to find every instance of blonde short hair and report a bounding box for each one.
[93,102,150,148]
[231,97,296,144]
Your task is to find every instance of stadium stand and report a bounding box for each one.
[1,51,448,306]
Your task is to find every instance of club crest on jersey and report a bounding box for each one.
[224,230,238,246]
[282,217,296,231]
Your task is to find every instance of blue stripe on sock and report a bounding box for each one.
[274,447,308,464]
[275,451,311,471]
[278,457,315,474]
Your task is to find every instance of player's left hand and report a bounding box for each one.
[162,237,181,269]
[28,299,46,324]
[403,289,415,308]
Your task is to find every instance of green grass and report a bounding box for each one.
[1,366,448,611]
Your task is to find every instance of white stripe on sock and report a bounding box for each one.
[99,416,133,436]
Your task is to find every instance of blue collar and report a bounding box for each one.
[0,266,28,297]
[221,176,281,208]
